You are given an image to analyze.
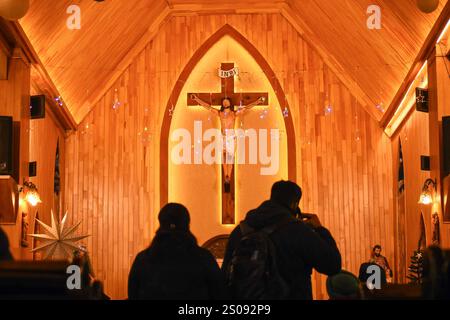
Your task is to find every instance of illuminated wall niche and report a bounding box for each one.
[166,34,290,244]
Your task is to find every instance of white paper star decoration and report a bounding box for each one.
[29,211,89,260]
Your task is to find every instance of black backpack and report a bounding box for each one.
[226,218,292,300]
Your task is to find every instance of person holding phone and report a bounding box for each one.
[223,180,341,300]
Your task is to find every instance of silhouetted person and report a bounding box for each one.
[128,203,228,300]
[0,227,13,261]
[222,180,341,300]
[327,270,360,300]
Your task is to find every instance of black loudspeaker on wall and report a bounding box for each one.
[0,116,13,176]
[421,156,431,171]
[443,116,450,176]
[30,95,46,119]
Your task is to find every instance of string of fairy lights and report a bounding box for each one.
[78,65,388,146]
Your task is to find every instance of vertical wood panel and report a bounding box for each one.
[65,13,394,299]
[28,98,66,230]
[0,54,31,259]
[392,110,431,282]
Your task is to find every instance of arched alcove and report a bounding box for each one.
[160,24,297,209]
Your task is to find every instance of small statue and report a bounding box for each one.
[21,212,29,248]
[432,212,440,246]
[369,245,393,282]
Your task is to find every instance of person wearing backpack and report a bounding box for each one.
[128,203,229,300]
[222,180,341,300]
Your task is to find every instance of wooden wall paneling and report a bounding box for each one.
[0,46,6,80]
[392,110,431,282]
[159,23,297,207]
[0,48,31,259]
[64,13,395,299]
[2,21,77,131]
[19,0,169,123]
[28,95,67,236]
[17,1,446,125]
[428,44,450,247]
[381,1,450,128]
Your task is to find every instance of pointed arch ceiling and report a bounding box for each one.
[18,0,448,124]
[159,24,297,205]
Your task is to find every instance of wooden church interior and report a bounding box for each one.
[0,0,449,300]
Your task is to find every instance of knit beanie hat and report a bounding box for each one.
[158,203,190,232]
[326,270,360,299]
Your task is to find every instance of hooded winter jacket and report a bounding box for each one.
[222,200,341,300]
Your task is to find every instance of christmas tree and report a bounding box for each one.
[407,212,427,284]
[407,250,424,283]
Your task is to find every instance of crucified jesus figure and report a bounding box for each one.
[191,94,265,192]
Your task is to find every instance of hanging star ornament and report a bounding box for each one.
[29,211,89,260]
[416,94,426,104]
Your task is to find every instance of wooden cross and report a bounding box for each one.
[187,62,269,225]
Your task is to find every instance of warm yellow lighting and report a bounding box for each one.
[19,181,42,207]
[169,35,288,240]
[385,61,428,137]
[385,17,449,137]
[400,62,428,107]
[418,178,436,205]
[419,192,433,205]
[25,191,41,207]
[436,19,450,44]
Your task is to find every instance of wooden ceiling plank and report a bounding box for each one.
[76,5,172,124]
[381,0,450,128]
[77,1,286,124]
[281,2,382,122]
[1,19,76,131]
[17,0,446,126]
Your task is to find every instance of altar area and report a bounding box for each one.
[0,0,449,300]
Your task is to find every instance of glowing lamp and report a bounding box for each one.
[19,181,42,207]
[25,190,41,207]
[417,0,439,14]
[419,192,433,205]
[0,0,30,20]
[418,178,437,205]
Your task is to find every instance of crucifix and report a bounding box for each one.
[187,62,269,224]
